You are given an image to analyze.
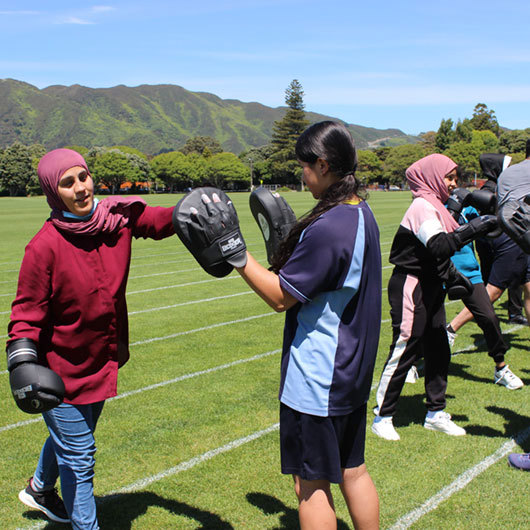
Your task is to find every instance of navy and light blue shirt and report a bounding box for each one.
[278,201,382,417]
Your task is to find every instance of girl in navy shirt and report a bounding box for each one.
[236,121,381,529]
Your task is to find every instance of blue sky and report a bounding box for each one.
[1,0,529,135]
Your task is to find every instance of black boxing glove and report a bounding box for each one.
[6,338,65,414]
[451,215,499,248]
[445,266,474,300]
[446,188,472,220]
[469,188,497,215]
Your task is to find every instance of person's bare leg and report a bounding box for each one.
[485,284,504,304]
[294,475,336,530]
[449,306,475,333]
[339,464,379,530]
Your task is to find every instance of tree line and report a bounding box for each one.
[0,80,528,197]
[242,87,529,188]
[0,138,250,197]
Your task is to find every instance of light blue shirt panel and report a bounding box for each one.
[280,209,366,416]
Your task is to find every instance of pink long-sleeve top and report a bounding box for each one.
[8,205,175,404]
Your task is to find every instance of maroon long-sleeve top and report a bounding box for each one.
[8,205,175,404]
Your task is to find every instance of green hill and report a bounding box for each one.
[0,79,417,154]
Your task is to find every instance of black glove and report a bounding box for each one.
[173,187,247,277]
[446,188,471,220]
[469,189,497,215]
[445,265,474,300]
[452,215,499,249]
[249,187,297,264]
[7,338,65,414]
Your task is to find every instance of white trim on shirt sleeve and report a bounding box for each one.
[417,218,444,246]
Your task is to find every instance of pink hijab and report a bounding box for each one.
[406,153,459,232]
[37,148,146,236]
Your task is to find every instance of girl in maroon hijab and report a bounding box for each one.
[8,149,175,528]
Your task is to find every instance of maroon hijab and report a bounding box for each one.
[406,153,459,232]
[37,148,146,236]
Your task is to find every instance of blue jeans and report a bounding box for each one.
[33,401,105,530]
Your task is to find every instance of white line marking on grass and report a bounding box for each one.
[18,423,281,529]
[130,312,277,346]
[127,275,240,295]
[111,350,280,401]
[111,423,280,494]
[0,417,42,433]
[130,258,192,270]
[128,291,253,315]
[0,349,280,433]
[388,425,530,530]
[128,268,199,280]
[130,250,184,260]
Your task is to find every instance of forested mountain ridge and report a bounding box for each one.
[0,79,416,154]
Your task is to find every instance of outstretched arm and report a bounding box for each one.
[236,252,298,312]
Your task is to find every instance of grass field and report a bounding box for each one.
[0,191,528,529]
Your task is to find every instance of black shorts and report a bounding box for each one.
[279,402,367,484]
[488,249,527,290]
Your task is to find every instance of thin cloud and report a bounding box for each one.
[57,16,94,25]
[53,6,116,25]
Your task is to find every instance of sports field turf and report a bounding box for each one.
[0,191,528,529]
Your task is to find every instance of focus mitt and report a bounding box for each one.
[249,188,297,264]
[498,199,530,254]
[173,187,247,277]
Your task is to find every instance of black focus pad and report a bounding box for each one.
[9,363,65,414]
[249,187,297,264]
[173,187,247,277]
[498,199,530,254]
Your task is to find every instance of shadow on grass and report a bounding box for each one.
[448,359,529,387]
[463,406,530,445]
[391,393,467,429]
[247,491,350,529]
[23,491,234,529]
[500,329,530,352]
[451,328,530,360]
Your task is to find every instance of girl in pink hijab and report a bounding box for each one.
[371,153,476,441]
[8,149,176,528]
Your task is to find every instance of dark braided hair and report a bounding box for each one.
[270,121,365,273]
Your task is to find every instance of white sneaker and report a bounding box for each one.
[424,411,466,436]
[494,365,524,390]
[405,365,419,384]
[372,416,400,441]
[446,327,456,347]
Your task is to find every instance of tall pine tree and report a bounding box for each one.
[268,80,309,186]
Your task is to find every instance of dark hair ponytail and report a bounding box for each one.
[270,121,365,273]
